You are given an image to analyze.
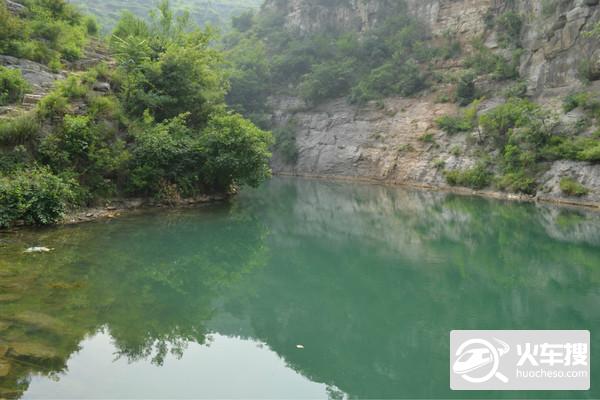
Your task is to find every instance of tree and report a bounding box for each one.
[200,113,273,190]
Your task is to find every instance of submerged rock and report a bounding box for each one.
[10,311,65,333]
[0,294,21,303]
[0,360,10,377]
[0,321,11,332]
[8,342,59,361]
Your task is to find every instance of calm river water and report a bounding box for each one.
[1,177,599,399]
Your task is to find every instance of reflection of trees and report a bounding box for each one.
[0,205,268,398]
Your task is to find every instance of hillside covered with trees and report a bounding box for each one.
[70,0,262,31]
[0,0,272,228]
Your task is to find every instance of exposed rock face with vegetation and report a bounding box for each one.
[241,0,600,207]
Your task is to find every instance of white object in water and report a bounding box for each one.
[296,344,305,349]
[24,247,53,253]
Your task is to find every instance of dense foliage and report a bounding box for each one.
[70,0,262,32]
[0,0,272,228]
[0,0,97,69]
[223,1,462,117]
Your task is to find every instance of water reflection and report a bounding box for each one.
[1,177,599,399]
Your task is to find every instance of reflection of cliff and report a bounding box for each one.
[0,206,269,398]
[222,178,600,398]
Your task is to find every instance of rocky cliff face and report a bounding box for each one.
[266,0,600,208]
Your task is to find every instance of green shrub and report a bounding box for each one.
[0,168,76,228]
[578,143,600,162]
[437,115,473,134]
[445,164,492,189]
[37,91,69,119]
[496,12,523,48]
[465,41,520,80]
[40,114,129,197]
[0,66,30,106]
[560,177,589,197]
[578,59,600,83]
[0,112,41,145]
[563,92,600,115]
[437,100,479,135]
[200,113,273,190]
[456,71,476,106]
[418,133,435,143]
[496,171,536,194]
[129,113,201,197]
[504,81,528,99]
[87,95,121,120]
[541,136,600,162]
[85,16,99,35]
[479,98,543,145]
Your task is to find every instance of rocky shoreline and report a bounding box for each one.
[275,172,600,211]
[62,193,232,225]
[0,194,231,232]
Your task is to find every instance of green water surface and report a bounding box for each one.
[1,177,600,399]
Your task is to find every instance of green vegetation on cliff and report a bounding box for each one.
[223,0,462,121]
[0,0,97,68]
[69,0,262,32]
[0,0,272,228]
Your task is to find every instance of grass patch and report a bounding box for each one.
[559,177,589,197]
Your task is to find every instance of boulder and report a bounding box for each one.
[22,94,43,105]
[5,0,26,14]
[92,82,111,93]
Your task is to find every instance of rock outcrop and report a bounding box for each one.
[266,0,600,208]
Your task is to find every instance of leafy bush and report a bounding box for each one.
[200,113,273,190]
[560,177,589,197]
[496,171,536,194]
[0,168,76,228]
[0,66,30,106]
[578,143,600,162]
[496,12,523,48]
[479,98,545,145]
[0,112,41,145]
[466,41,520,81]
[0,0,90,66]
[541,136,600,162]
[437,101,479,135]
[437,115,473,135]
[444,164,492,189]
[504,81,528,99]
[578,59,600,83]
[40,114,129,197]
[130,113,201,197]
[37,91,69,119]
[456,72,476,106]
[563,92,600,114]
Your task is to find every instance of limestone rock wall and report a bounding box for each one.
[266,0,600,208]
